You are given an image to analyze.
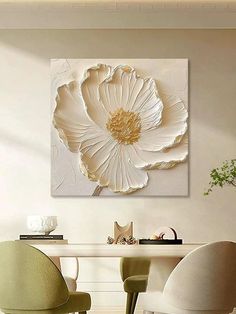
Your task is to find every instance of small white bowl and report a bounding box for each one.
[27,216,58,235]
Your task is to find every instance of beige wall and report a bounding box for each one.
[0,30,236,311]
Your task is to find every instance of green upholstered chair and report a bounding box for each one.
[120,257,151,314]
[0,241,91,314]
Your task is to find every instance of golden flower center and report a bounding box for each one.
[106,108,141,145]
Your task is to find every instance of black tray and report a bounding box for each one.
[139,239,183,245]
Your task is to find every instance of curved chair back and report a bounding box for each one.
[163,241,236,312]
[60,257,79,281]
[120,257,151,282]
[0,241,69,311]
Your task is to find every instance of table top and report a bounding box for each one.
[33,243,204,258]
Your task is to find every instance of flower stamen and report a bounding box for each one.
[106,108,141,145]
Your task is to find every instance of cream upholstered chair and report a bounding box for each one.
[139,241,236,314]
[50,256,79,291]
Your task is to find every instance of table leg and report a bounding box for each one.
[139,257,182,314]
[146,257,182,292]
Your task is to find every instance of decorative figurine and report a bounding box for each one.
[107,236,114,244]
[126,235,137,245]
[149,227,177,241]
[114,222,133,244]
[107,222,137,245]
[117,237,127,245]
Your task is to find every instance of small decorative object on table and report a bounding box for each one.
[18,238,68,244]
[139,226,183,245]
[114,221,133,244]
[125,235,137,245]
[20,215,68,244]
[107,222,137,245]
[27,215,58,236]
[117,237,127,245]
[107,236,114,244]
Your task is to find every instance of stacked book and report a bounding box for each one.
[19,234,68,244]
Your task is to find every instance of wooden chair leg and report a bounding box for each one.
[131,292,138,314]
[126,292,133,314]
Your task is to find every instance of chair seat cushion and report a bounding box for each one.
[57,291,91,313]
[124,275,148,293]
[3,292,91,314]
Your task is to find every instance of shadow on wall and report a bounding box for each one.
[0,128,49,159]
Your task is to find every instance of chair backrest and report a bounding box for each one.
[60,257,79,281]
[120,257,151,282]
[0,241,69,311]
[163,241,236,311]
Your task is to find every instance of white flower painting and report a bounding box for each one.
[51,59,188,196]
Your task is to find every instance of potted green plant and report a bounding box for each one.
[204,159,236,195]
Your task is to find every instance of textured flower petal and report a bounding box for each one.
[81,64,111,128]
[53,81,93,153]
[128,135,188,170]
[137,95,188,152]
[99,65,163,130]
[53,77,149,194]
[80,142,148,193]
[132,78,163,131]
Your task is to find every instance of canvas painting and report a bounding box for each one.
[51,59,188,196]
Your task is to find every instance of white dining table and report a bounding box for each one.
[33,243,203,258]
[34,243,204,293]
